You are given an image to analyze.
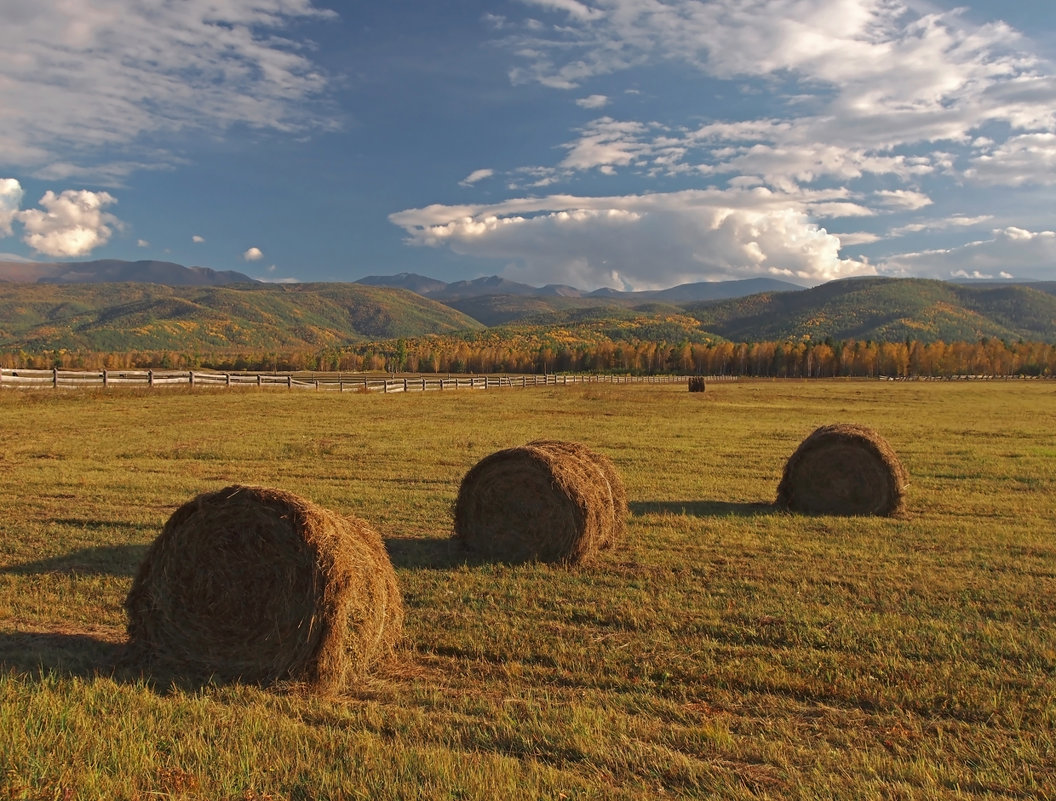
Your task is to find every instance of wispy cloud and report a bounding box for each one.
[964,132,1056,186]
[576,94,609,109]
[0,0,337,182]
[519,0,606,23]
[412,0,1056,284]
[880,227,1056,279]
[460,168,495,187]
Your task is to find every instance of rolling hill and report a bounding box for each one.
[681,277,1056,343]
[0,282,482,353]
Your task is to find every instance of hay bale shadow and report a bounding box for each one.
[630,500,774,518]
[0,629,126,680]
[383,536,496,570]
[0,544,147,577]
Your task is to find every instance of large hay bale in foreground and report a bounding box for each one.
[453,440,625,564]
[776,424,908,516]
[124,485,402,692]
[526,439,627,548]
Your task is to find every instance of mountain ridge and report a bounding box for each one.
[0,261,1052,353]
[0,259,257,286]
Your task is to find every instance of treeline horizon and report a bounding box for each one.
[4,336,1055,378]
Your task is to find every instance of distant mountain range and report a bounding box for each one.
[0,259,1052,352]
[0,259,255,286]
[356,272,806,325]
[357,271,802,300]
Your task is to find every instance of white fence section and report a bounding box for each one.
[0,368,735,393]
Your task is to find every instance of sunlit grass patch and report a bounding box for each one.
[1,379,1054,798]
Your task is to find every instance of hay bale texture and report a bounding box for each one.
[453,440,627,564]
[776,424,908,516]
[124,485,402,692]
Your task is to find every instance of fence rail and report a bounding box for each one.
[0,368,736,393]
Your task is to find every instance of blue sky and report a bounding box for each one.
[1,0,1055,290]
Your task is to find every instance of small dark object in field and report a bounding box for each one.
[453,440,626,564]
[688,377,706,392]
[124,485,402,692]
[776,423,908,516]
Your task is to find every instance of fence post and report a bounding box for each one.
[103,370,108,388]
[287,375,292,389]
[403,378,408,392]
[225,373,231,387]
[52,367,58,388]
[189,370,195,387]
[148,369,153,387]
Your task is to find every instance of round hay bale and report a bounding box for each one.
[776,424,908,516]
[453,441,621,564]
[526,439,627,548]
[124,485,402,692]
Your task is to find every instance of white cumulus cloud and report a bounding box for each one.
[192,235,206,244]
[391,189,873,289]
[15,188,120,258]
[0,178,24,236]
[243,247,264,261]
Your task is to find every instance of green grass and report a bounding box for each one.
[1,380,1054,799]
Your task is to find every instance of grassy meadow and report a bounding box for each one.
[0,378,1054,799]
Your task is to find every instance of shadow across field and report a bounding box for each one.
[384,536,496,570]
[0,543,147,577]
[630,500,776,518]
[0,629,127,680]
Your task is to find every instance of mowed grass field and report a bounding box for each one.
[0,379,1054,800]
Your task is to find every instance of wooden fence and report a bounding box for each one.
[0,368,735,393]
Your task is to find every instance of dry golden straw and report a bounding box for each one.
[453,440,627,564]
[124,485,402,692]
[776,423,908,516]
